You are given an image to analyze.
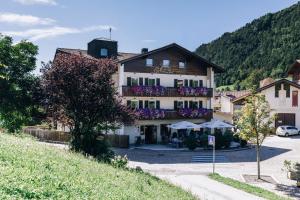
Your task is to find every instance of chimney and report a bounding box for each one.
[141,48,148,54]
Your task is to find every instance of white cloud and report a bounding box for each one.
[142,39,156,43]
[3,25,116,41]
[14,0,57,6]
[0,13,55,26]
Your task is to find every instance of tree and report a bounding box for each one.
[41,52,135,160]
[235,93,274,179]
[0,35,42,132]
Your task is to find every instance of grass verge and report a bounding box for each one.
[0,133,196,199]
[209,173,291,200]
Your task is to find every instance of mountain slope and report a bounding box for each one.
[196,2,300,89]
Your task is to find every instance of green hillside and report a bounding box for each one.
[0,133,195,199]
[196,2,300,89]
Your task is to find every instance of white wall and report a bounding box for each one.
[220,96,233,113]
[123,72,208,87]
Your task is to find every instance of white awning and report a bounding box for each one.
[197,119,234,129]
[167,121,199,130]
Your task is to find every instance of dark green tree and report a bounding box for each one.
[0,35,41,132]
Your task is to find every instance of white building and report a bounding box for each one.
[55,38,224,144]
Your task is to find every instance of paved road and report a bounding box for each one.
[116,135,300,199]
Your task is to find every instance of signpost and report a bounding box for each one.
[208,135,216,174]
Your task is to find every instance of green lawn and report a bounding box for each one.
[209,173,291,200]
[0,133,196,200]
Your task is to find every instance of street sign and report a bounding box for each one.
[208,135,216,174]
[208,135,215,145]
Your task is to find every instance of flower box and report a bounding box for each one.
[177,86,209,96]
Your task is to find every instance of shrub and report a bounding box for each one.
[185,134,198,151]
[199,133,208,148]
[111,155,128,169]
[214,131,224,149]
[240,139,247,147]
[223,130,233,148]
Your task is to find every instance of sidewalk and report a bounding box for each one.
[158,174,264,200]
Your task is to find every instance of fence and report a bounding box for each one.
[23,127,129,148]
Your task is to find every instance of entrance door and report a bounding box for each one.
[275,113,295,128]
[145,125,157,144]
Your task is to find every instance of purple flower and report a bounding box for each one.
[177,86,209,96]
[178,108,212,118]
[135,108,166,119]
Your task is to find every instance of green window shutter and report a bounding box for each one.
[145,78,149,86]
[174,101,178,110]
[189,101,193,109]
[156,78,160,86]
[184,79,188,87]
[139,100,143,108]
[127,77,131,86]
[139,78,143,86]
[127,100,131,107]
[184,101,188,108]
[174,79,178,87]
[199,80,203,87]
[156,101,160,109]
[189,80,193,87]
[199,101,203,108]
[144,100,149,108]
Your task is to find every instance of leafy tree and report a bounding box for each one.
[41,52,135,160]
[0,35,42,132]
[196,2,300,88]
[235,93,274,179]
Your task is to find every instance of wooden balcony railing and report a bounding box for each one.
[135,108,213,121]
[122,86,213,97]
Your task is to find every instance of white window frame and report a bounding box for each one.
[162,59,170,67]
[131,100,138,109]
[131,78,139,86]
[148,78,156,86]
[179,61,185,68]
[148,101,156,109]
[100,48,108,57]
[146,58,153,66]
[177,80,184,87]
[177,101,184,109]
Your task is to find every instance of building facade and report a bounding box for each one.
[55,38,224,144]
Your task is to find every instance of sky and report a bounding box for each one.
[0,0,299,73]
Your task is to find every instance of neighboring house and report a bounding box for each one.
[213,90,250,123]
[54,38,224,144]
[233,60,300,129]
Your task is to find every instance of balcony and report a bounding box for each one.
[122,86,213,97]
[135,108,213,121]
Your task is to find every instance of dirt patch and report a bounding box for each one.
[243,174,277,185]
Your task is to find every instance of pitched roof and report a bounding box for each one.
[119,43,225,73]
[56,48,139,62]
[232,78,300,103]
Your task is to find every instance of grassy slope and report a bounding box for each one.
[209,173,291,200]
[0,133,195,200]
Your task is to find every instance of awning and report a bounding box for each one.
[167,121,199,130]
[197,119,234,129]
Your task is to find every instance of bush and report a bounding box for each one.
[223,130,233,148]
[111,155,128,169]
[214,131,224,149]
[240,139,247,147]
[184,134,198,151]
[199,133,208,148]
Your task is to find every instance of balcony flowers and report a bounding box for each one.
[136,108,166,120]
[178,108,212,118]
[131,85,166,96]
[177,86,209,96]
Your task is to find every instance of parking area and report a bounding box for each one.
[115,135,300,199]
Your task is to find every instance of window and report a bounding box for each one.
[131,101,138,109]
[146,58,153,66]
[179,61,185,68]
[162,59,170,67]
[177,80,184,87]
[149,101,156,109]
[148,78,155,86]
[292,91,298,107]
[100,48,108,57]
[284,83,290,98]
[177,101,184,109]
[275,83,281,98]
[131,78,138,86]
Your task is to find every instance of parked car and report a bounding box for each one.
[276,126,300,136]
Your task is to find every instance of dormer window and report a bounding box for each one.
[162,59,170,67]
[146,58,153,66]
[179,61,185,68]
[100,48,108,57]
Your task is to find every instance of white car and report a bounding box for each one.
[276,126,300,137]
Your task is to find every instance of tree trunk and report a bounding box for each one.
[256,144,261,179]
